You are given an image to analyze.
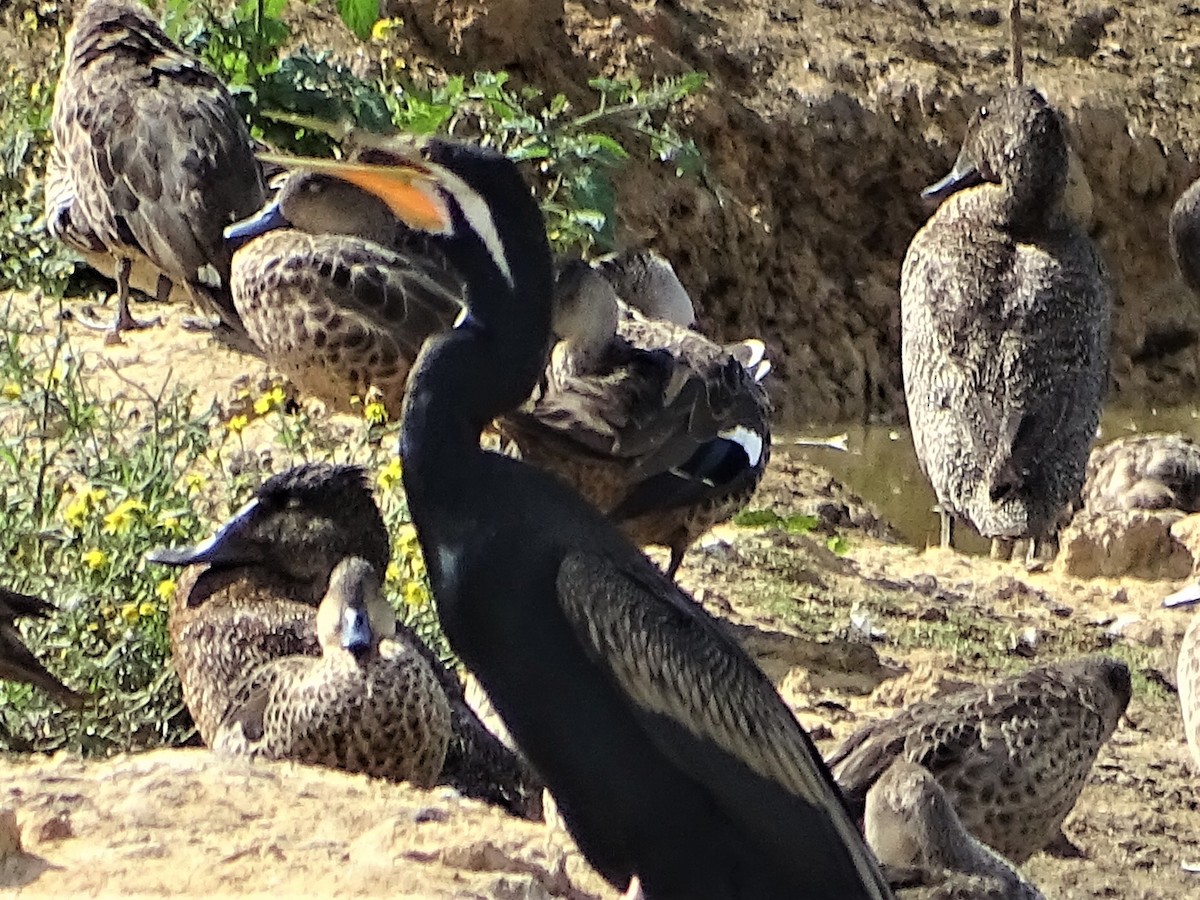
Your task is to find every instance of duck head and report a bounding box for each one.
[147,462,388,598]
[552,259,621,349]
[224,170,405,251]
[922,86,1069,217]
[597,249,696,328]
[315,556,395,661]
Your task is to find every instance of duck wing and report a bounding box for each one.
[555,551,893,899]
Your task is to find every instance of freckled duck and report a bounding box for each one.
[865,760,1046,900]
[501,258,772,578]
[48,0,265,339]
[147,462,543,819]
[829,657,1131,863]
[900,86,1112,562]
[223,169,463,418]
[296,142,892,899]
[1081,432,1200,513]
[0,586,85,708]
[1163,585,1200,772]
[211,555,451,786]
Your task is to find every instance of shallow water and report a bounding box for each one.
[780,406,1200,552]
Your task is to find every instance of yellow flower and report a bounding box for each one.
[155,579,177,602]
[157,513,184,537]
[377,457,403,491]
[402,580,429,607]
[395,523,419,549]
[120,603,139,624]
[371,17,402,41]
[102,498,147,535]
[63,487,108,529]
[1,382,20,399]
[408,552,427,580]
[184,472,207,494]
[138,601,157,618]
[385,561,401,583]
[227,414,249,435]
[253,385,286,416]
[45,364,64,385]
[363,400,388,425]
[83,548,108,570]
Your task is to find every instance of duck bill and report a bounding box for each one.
[256,152,452,234]
[920,158,985,204]
[341,606,374,658]
[225,200,290,251]
[145,498,267,569]
[1164,583,1200,609]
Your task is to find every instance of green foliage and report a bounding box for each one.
[162,3,707,255]
[335,0,380,41]
[0,22,77,296]
[0,311,441,752]
[733,508,822,534]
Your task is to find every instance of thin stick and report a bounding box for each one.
[1010,0,1024,85]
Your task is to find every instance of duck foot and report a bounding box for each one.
[73,298,161,343]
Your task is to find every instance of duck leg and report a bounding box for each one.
[990,537,1015,561]
[665,542,687,580]
[73,257,162,339]
[938,506,955,549]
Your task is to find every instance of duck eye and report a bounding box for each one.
[979,106,989,119]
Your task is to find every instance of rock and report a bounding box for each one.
[1057,511,1194,579]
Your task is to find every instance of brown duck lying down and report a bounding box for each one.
[147,462,543,819]
[866,760,1046,900]
[829,656,1130,864]
[0,586,86,708]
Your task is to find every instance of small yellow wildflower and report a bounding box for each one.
[157,513,184,537]
[395,523,419,550]
[403,580,429,607]
[253,385,287,416]
[385,561,401,583]
[45,364,64,385]
[409,552,427,580]
[227,414,249,435]
[377,457,403,491]
[120,603,139,624]
[1,382,20,399]
[156,579,177,602]
[138,601,157,618]
[83,548,108,570]
[102,498,147,535]
[371,17,402,41]
[184,472,207,494]
[64,487,108,529]
[363,399,388,425]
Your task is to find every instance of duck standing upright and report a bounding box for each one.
[48,0,265,338]
[287,144,892,898]
[900,86,1112,560]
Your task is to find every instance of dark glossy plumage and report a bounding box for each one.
[0,587,84,708]
[829,657,1131,863]
[225,170,463,416]
[501,259,772,578]
[212,556,451,786]
[48,0,265,337]
[369,139,891,898]
[147,462,543,819]
[865,760,1045,900]
[1082,433,1200,513]
[901,86,1112,558]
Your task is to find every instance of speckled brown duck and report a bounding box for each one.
[147,462,543,819]
[0,587,85,708]
[1081,433,1200,513]
[1164,584,1200,771]
[223,167,464,417]
[900,86,1112,562]
[828,656,1131,863]
[47,0,266,339]
[212,555,450,786]
[865,760,1045,900]
[499,259,773,578]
